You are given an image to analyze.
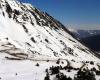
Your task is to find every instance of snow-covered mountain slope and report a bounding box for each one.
[0,0,100,80]
[0,0,99,61]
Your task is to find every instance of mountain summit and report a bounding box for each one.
[0,0,98,60]
[0,0,100,80]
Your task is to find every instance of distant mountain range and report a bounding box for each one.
[68,28,100,52]
[68,28,100,39]
[81,34,100,52]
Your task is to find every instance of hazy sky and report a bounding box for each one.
[19,0,100,30]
